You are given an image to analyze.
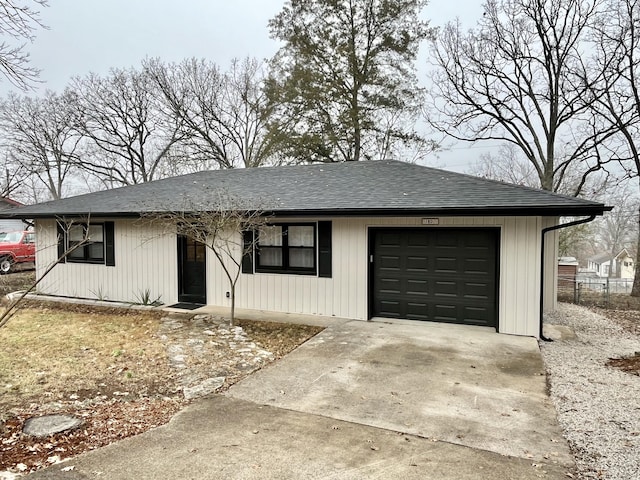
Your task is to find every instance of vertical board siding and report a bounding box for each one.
[35,219,178,305]
[35,215,550,337]
[208,216,543,336]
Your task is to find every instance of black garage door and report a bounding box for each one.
[370,228,498,327]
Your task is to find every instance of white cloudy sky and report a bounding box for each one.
[6,0,490,170]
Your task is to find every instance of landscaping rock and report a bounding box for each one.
[542,323,577,341]
[22,415,83,437]
[183,377,226,400]
[158,314,276,400]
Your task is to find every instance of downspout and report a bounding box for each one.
[540,215,596,341]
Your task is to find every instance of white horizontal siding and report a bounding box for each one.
[35,215,552,337]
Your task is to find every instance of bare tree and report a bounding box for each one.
[145,57,278,170]
[470,144,540,187]
[469,140,611,261]
[471,141,613,196]
[141,191,268,324]
[0,90,81,200]
[558,222,595,257]
[0,0,47,91]
[427,0,613,194]
[71,67,187,186]
[586,0,640,293]
[0,154,28,199]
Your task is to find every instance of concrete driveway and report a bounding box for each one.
[29,319,573,479]
[228,319,573,466]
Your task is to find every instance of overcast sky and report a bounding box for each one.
[5,0,489,171]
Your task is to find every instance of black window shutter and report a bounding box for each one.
[318,221,332,278]
[104,221,116,267]
[241,230,254,274]
[56,222,66,263]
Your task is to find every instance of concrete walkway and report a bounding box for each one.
[28,319,574,479]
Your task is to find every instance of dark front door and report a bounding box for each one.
[178,235,207,304]
[371,228,498,328]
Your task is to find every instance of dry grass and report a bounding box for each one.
[0,308,174,412]
[0,304,321,474]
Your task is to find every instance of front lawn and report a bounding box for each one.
[0,304,322,475]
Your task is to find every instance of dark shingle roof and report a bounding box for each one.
[1,160,610,218]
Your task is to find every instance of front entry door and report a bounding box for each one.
[177,235,207,304]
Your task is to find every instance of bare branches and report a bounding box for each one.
[587,0,640,175]
[144,57,278,170]
[71,67,188,186]
[0,89,81,200]
[584,0,640,294]
[0,0,48,91]
[140,189,269,324]
[427,0,607,192]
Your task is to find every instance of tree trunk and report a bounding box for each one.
[630,206,640,297]
[230,283,236,326]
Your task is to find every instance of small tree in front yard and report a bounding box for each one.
[141,191,267,325]
[0,217,92,329]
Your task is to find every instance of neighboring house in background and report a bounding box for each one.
[0,197,28,233]
[0,160,610,338]
[587,249,635,279]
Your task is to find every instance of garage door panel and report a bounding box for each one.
[406,255,429,272]
[406,303,430,321]
[379,232,402,246]
[372,228,497,328]
[434,230,458,247]
[433,280,457,297]
[463,257,491,273]
[379,254,401,269]
[379,278,401,293]
[463,282,492,299]
[406,278,429,295]
[407,231,430,246]
[434,256,458,273]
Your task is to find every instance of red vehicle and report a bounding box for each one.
[0,231,36,274]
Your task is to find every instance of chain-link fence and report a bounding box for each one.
[557,276,635,307]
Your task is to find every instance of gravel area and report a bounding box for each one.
[542,303,640,479]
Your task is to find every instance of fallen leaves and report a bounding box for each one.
[0,397,184,474]
[606,353,640,375]
[0,309,320,476]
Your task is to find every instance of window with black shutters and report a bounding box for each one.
[256,223,316,275]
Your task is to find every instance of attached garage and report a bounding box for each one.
[370,228,498,327]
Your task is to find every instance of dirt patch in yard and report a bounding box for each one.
[0,304,322,475]
[0,270,35,297]
[607,354,640,376]
[590,308,640,375]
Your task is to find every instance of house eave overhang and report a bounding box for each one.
[264,205,612,218]
[4,204,611,220]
